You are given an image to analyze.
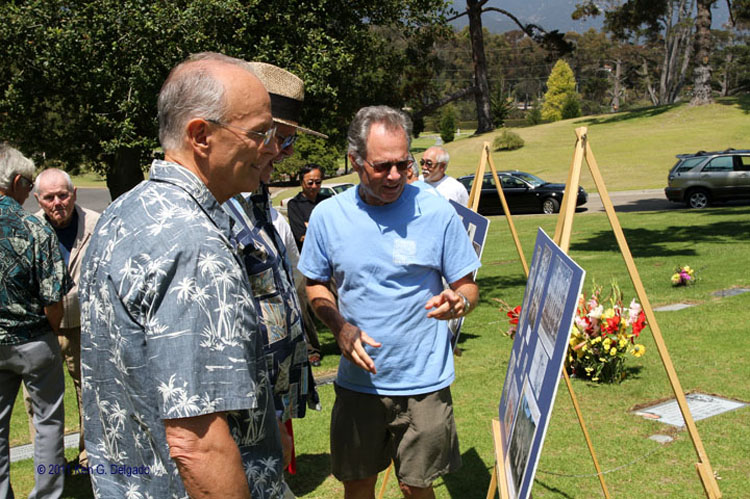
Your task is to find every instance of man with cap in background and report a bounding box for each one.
[420,145,469,206]
[223,61,325,474]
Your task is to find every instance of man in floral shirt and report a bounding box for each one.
[0,143,70,499]
[80,53,287,498]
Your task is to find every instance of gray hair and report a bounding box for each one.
[34,168,74,193]
[408,161,420,178]
[433,146,450,167]
[158,52,255,151]
[0,143,35,191]
[347,106,412,163]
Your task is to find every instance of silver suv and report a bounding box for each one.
[664,149,750,208]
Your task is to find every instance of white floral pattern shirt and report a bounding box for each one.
[80,160,284,498]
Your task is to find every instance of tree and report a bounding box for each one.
[691,0,716,105]
[0,0,451,199]
[542,60,579,121]
[445,1,573,134]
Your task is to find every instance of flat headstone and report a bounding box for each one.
[649,434,674,444]
[633,393,748,427]
[653,303,695,312]
[711,288,750,298]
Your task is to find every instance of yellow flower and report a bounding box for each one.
[684,265,693,275]
[671,273,681,284]
[598,357,607,362]
[610,347,617,356]
[619,338,628,348]
[602,308,615,320]
[592,337,602,344]
[631,344,646,357]
[603,338,611,349]
[577,348,585,359]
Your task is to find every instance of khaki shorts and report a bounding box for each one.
[330,383,462,488]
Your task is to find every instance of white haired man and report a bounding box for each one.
[0,144,69,498]
[420,146,469,206]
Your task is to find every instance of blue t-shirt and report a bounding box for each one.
[298,183,480,396]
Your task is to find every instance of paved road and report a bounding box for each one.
[20,186,708,215]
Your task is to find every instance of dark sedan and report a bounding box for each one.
[457,171,588,215]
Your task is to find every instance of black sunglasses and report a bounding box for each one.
[362,157,414,174]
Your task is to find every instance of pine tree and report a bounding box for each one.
[542,60,579,122]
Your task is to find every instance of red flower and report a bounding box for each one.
[507,306,521,325]
[604,315,621,335]
[631,311,646,337]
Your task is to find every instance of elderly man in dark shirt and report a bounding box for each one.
[0,143,70,499]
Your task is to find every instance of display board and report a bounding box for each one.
[498,228,585,499]
[448,200,490,348]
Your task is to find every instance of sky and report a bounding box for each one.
[448,0,732,34]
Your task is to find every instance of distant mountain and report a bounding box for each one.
[449,0,730,34]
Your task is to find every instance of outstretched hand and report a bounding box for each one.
[336,322,381,374]
[425,288,465,320]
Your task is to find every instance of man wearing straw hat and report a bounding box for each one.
[223,61,326,472]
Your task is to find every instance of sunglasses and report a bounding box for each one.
[17,175,34,190]
[362,157,414,174]
[278,133,298,150]
[419,159,436,167]
[305,179,322,186]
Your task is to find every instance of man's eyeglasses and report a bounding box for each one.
[362,157,414,174]
[206,119,277,145]
[419,159,436,167]
[305,179,322,186]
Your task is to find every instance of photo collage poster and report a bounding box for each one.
[448,200,490,349]
[497,228,585,499]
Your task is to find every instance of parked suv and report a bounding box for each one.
[664,149,750,208]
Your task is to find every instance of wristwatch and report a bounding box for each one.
[456,290,471,315]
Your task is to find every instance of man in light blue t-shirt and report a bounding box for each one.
[298,105,480,498]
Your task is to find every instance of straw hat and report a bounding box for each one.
[247,62,328,139]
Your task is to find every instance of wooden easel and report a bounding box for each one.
[468,143,529,276]
[478,139,609,498]
[550,127,721,498]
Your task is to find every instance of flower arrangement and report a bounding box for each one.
[568,282,647,383]
[494,298,521,339]
[671,265,695,286]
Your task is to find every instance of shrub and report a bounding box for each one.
[526,105,542,126]
[493,129,525,151]
[439,105,457,144]
[561,94,582,119]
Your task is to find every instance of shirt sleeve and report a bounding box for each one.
[297,208,332,282]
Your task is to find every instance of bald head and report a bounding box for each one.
[35,168,77,228]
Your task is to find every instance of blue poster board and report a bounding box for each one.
[448,200,490,348]
[498,228,585,499]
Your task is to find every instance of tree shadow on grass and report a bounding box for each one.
[476,275,529,301]
[569,209,750,258]
[574,103,680,126]
[441,447,492,498]
[286,453,332,496]
[716,95,750,114]
[533,478,576,498]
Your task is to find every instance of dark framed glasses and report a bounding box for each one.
[362,156,414,174]
[16,175,34,190]
[305,179,322,186]
[206,118,277,145]
[419,159,435,167]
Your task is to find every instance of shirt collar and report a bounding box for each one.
[148,159,234,236]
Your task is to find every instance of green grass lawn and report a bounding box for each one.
[11,205,749,497]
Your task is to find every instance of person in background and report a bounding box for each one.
[79,52,286,498]
[299,106,480,499]
[0,143,69,499]
[405,160,420,184]
[286,162,327,366]
[20,168,100,468]
[420,146,469,206]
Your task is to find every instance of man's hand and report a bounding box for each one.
[306,278,381,374]
[425,273,478,320]
[336,322,381,374]
[425,289,466,320]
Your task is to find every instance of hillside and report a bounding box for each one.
[432,95,750,192]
